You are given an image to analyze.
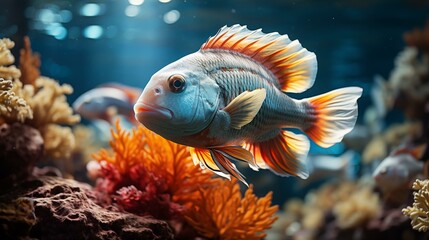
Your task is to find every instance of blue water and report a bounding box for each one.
[1,0,428,203]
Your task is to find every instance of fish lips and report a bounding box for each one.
[134,102,173,122]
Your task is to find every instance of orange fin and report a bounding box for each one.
[98,83,142,103]
[243,130,310,178]
[303,87,363,148]
[392,144,427,160]
[189,146,255,186]
[201,24,317,93]
[223,88,266,129]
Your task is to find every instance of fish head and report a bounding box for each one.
[134,54,220,141]
[372,156,409,191]
[73,87,132,121]
[73,89,109,120]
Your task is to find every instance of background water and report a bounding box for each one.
[1,0,428,204]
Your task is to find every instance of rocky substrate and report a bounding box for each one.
[0,176,174,240]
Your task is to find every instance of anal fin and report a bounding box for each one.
[189,146,255,186]
[243,130,310,178]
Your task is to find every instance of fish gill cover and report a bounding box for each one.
[91,120,279,239]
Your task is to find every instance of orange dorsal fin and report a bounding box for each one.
[392,144,427,160]
[189,146,255,186]
[200,24,317,93]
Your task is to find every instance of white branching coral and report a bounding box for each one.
[0,78,32,122]
[403,179,429,232]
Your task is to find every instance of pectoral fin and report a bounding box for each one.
[223,88,266,129]
[189,146,256,186]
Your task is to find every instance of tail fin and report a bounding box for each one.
[304,87,362,148]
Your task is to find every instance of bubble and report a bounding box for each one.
[163,10,180,24]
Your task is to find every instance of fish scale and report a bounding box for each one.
[204,51,309,142]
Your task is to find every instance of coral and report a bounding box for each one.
[0,38,20,80]
[42,124,75,160]
[0,38,79,161]
[0,122,43,191]
[362,122,422,163]
[0,176,174,240]
[23,77,80,160]
[92,121,216,219]
[92,121,279,238]
[403,179,429,232]
[0,78,32,123]
[333,187,381,229]
[404,20,429,54]
[72,125,102,163]
[26,76,80,128]
[19,36,41,86]
[184,179,279,240]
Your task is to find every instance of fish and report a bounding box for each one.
[134,24,362,185]
[373,144,425,194]
[73,83,142,123]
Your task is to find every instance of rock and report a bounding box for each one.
[0,123,44,191]
[0,176,174,240]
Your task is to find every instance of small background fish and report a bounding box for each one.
[73,83,142,123]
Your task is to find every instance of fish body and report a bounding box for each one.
[73,83,141,122]
[134,24,362,185]
[373,145,425,193]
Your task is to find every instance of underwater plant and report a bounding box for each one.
[92,120,279,238]
[403,179,429,232]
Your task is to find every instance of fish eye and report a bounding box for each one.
[168,74,186,93]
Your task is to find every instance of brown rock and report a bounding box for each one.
[0,176,174,240]
[0,123,44,191]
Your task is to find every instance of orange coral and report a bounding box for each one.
[185,179,279,240]
[92,121,279,239]
[404,20,429,54]
[92,120,216,201]
[19,36,41,86]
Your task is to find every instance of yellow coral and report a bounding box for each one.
[0,38,15,66]
[26,77,80,128]
[403,179,429,232]
[333,186,381,229]
[185,179,279,240]
[19,77,80,160]
[0,38,21,80]
[0,78,32,122]
[42,124,76,160]
[72,125,103,164]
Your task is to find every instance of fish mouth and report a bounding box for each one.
[134,102,173,121]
